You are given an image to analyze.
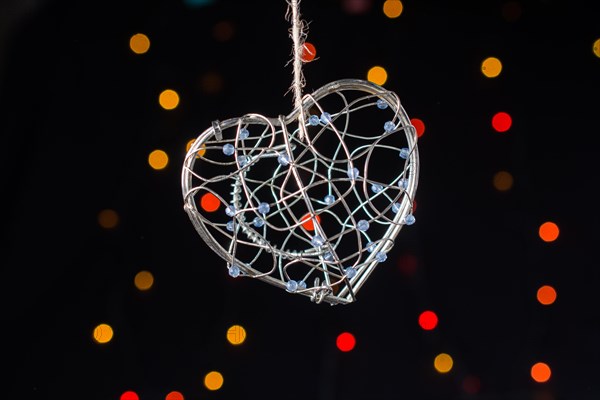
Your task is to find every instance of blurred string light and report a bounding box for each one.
[593,38,600,57]
[367,65,387,85]
[204,371,224,391]
[149,149,169,170]
[531,362,551,383]
[537,285,557,305]
[538,221,559,242]
[226,324,247,345]
[98,208,119,229]
[342,0,373,14]
[492,111,512,132]
[129,33,150,54]
[501,1,523,22]
[434,353,453,373]
[410,117,425,137]
[120,391,139,400]
[93,323,114,344]
[159,89,180,110]
[301,42,317,62]
[165,391,185,400]
[418,310,439,330]
[493,170,514,191]
[134,270,154,291]
[336,332,356,352]
[481,56,503,78]
[383,0,403,18]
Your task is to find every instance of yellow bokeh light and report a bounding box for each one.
[204,371,224,391]
[383,0,403,18]
[367,66,388,86]
[434,353,453,373]
[134,270,154,291]
[129,33,150,54]
[159,89,180,110]
[98,208,119,229]
[148,149,169,170]
[493,170,513,191]
[481,57,502,78]
[93,323,114,344]
[593,38,600,58]
[226,324,247,345]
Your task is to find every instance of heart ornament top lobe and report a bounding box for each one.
[182,79,419,305]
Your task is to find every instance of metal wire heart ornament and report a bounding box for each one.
[182,79,419,305]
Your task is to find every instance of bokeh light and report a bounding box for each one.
[159,89,180,110]
[418,310,439,330]
[93,323,114,344]
[537,285,557,305]
[398,253,418,276]
[183,0,215,7]
[165,391,184,400]
[434,353,453,373]
[301,213,321,230]
[462,375,481,394]
[481,56,503,78]
[302,42,317,62]
[204,371,224,390]
[98,208,119,229]
[531,362,551,383]
[383,0,403,18]
[120,391,139,400]
[410,117,425,137]
[129,33,150,54]
[538,221,559,242]
[213,20,235,41]
[199,72,223,94]
[149,149,169,170]
[492,111,512,132]
[593,38,600,58]
[226,324,247,345]
[493,170,514,191]
[200,192,221,212]
[134,270,154,291]
[342,0,373,14]
[187,139,206,158]
[367,66,388,85]
[336,332,356,352]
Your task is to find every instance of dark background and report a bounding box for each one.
[2,0,599,399]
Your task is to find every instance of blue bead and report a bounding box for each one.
[392,202,401,213]
[278,153,290,166]
[398,178,408,190]
[226,220,234,231]
[357,219,369,231]
[258,202,270,214]
[399,147,410,159]
[309,115,320,126]
[404,214,416,225]
[347,167,359,180]
[238,155,249,167]
[298,280,307,289]
[344,267,357,279]
[239,128,249,139]
[223,143,235,155]
[228,264,240,277]
[371,183,383,193]
[376,99,389,109]
[225,204,236,217]
[253,217,264,228]
[375,252,387,262]
[324,194,335,205]
[286,280,298,292]
[323,251,334,261]
[311,234,325,247]
[366,242,375,252]
[320,112,332,124]
[384,121,396,133]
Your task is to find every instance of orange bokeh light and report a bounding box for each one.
[200,193,221,212]
[301,213,321,230]
[302,42,317,62]
[531,362,551,383]
[538,221,559,242]
[537,285,557,305]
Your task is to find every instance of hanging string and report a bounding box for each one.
[287,0,308,140]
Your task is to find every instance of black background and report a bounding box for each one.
[2,0,599,399]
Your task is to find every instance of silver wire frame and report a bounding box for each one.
[182,79,419,305]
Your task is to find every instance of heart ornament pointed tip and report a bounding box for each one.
[182,79,419,305]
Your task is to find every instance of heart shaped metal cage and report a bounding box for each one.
[182,79,419,305]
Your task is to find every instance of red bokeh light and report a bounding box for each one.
[410,117,426,137]
[120,391,139,400]
[418,310,438,330]
[492,111,512,132]
[336,332,356,352]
